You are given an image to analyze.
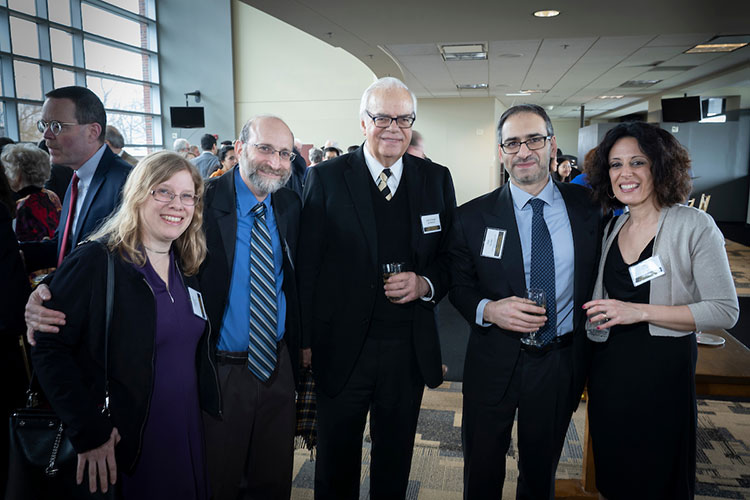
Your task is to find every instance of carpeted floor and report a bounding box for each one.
[290,382,750,499]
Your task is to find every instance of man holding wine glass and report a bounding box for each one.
[449,104,601,499]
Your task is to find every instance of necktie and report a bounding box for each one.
[57,172,79,268]
[529,198,557,345]
[377,168,393,201]
[247,202,278,381]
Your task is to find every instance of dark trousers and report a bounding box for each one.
[314,335,425,499]
[462,344,575,500]
[202,341,295,500]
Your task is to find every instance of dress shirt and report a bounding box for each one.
[217,168,287,351]
[362,142,434,301]
[476,177,575,336]
[71,144,106,237]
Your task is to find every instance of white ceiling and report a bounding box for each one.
[242,0,750,118]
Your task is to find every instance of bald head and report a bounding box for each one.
[236,115,294,201]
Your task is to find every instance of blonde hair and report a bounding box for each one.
[89,151,206,275]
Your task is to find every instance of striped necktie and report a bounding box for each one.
[247,202,278,381]
[529,198,557,345]
[377,168,393,201]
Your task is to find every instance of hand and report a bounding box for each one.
[583,299,646,329]
[301,348,312,368]
[25,284,66,346]
[483,296,547,333]
[77,427,120,493]
[384,272,429,304]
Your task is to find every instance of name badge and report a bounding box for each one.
[628,255,665,287]
[480,228,507,259]
[421,213,441,234]
[188,287,208,320]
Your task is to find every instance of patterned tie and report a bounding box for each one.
[529,198,557,345]
[247,202,278,381]
[377,168,393,201]
[57,172,79,268]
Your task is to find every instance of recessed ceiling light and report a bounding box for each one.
[618,79,662,88]
[685,43,748,54]
[533,10,560,18]
[457,83,488,90]
[506,92,531,96]
[440,44,487,61]
[598,95,624,99]
[521,89,548,94]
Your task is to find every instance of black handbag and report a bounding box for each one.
[6,246,116,500]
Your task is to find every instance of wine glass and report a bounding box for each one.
[521,288,546,347]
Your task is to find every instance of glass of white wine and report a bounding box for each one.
[521,288,546,347]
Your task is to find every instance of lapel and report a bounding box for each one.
[271,190,293,271]
[343,150,377,265]
[483,184,526,298]
[73,150,111,246]
[402,155,424,259]
[211,168,239,272]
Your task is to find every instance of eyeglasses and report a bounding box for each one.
[365,111,416,129]
[151,188,199,206]
[500,136,551,154]
[252,143,296,162]
[37,119,79,136]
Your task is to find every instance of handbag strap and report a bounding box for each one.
[102,244,115,417]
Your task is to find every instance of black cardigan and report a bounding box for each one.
[30,241,220,473]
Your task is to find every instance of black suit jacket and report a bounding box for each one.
[297,148,457,397]
[449,180,601,408]
[22,145,132,271]
[196,167,302,413]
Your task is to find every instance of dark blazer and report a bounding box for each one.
[297,148,457,397]
[196,166,302,410]
[449,180,601,409]
[31,241,217,474]
[22,146,132,271]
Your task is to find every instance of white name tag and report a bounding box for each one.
[421,213,441,234]
[628,255,665,287]
[188,287,208,320]
[480,228,507,259]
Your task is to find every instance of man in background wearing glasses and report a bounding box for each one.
[449,104,601,498]
[21,86,132,273]
[297,77,456,498]
[198,115,302,499]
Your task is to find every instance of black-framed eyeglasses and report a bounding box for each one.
[151,188,199,206]
[252,143,296,162]
[500,136,551,154]
[365,111,416,129]
[37,119,79,136]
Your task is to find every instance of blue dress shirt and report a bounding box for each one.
[217,168,287,351]
[477,177,575,337]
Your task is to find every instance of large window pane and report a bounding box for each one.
[17,102,42,142]
[10,16,39,58]
[87,76,155,113]
[8,0,35,16]
[107,112,155,146]
[84,40,151,81]
[0,102,6,138]
[54,68,76,88]
[13,60,42,99]
[50,29,75,66]
[102,0,154,20]
[82,4,144,48]
[48,0,72,25]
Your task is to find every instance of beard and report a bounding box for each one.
[507,155,549,186]
[241,158,292,195]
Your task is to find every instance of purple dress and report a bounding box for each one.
[122,253,209,499]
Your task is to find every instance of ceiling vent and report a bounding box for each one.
[618,79,662,88]
[440,43,487,61]
[457,83,488,90]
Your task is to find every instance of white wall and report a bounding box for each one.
[551,119,580,159]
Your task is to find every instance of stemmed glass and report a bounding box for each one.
[521,288,546,347]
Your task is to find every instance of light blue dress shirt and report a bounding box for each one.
[476,177,575,337]
[217,168,287,351]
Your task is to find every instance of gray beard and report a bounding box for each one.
[247,166,291,195]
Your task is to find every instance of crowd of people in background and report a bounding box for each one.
[0,78,740,500]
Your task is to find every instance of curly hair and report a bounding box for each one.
[1,143,51,189]
[88,151,206,275]
[585,122,692,211]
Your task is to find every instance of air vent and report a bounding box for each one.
[618,79,662,88]
[440,44,487,61]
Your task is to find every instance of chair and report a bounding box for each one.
[687,198,695,207]
[699,193,711,211]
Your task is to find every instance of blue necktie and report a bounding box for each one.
[529,198,557,345]
[248,202,278,381]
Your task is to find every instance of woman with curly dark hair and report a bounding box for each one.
[582,121,738,499]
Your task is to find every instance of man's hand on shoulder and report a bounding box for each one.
[25,284,66,345]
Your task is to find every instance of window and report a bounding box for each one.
[0,0,161,152]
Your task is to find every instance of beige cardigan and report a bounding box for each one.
[591,204,739,337]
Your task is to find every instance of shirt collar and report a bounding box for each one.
[75,144,107,184]
[234,167,272,216]
[509,175,555,211]
[363,141,403,186]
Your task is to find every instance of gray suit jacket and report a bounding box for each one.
[192,151,220,178]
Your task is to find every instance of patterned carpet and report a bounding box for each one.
[727,239,750,298]
[291,382,750,499]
